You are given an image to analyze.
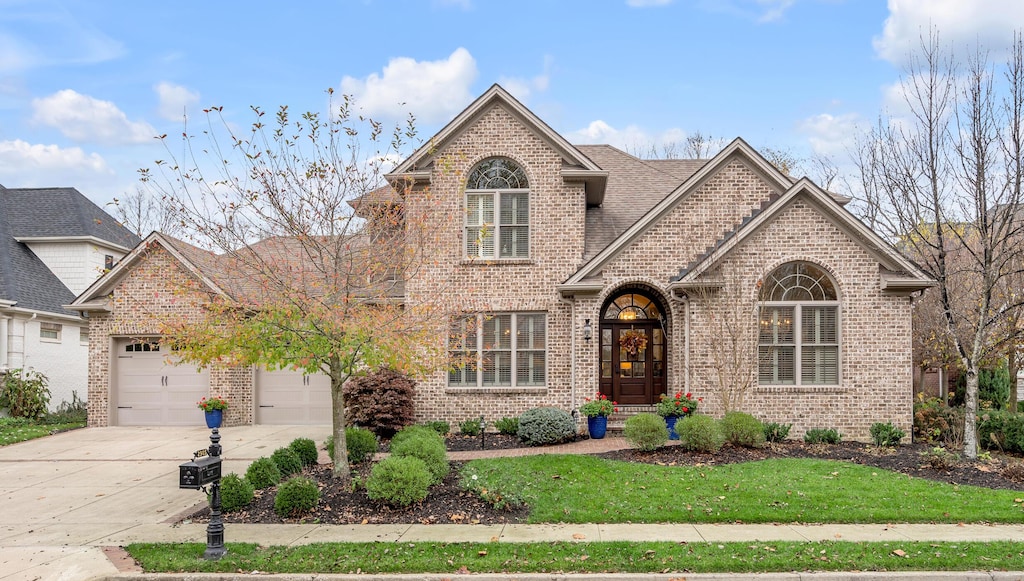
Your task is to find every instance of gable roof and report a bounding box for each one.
[387,84,609,206]
[5,187,139,250]
[0,185,140,318]
[669,177,935,294]
[561,138,795,291]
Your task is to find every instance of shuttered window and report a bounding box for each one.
[758,262,840,386]
[448,313,546,387]
[465,158,529,259]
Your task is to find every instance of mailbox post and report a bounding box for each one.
[179,427,225,560]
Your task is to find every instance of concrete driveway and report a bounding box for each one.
[0,425,330,580]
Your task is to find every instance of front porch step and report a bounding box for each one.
[604,404,659,432]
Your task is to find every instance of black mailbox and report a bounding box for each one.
[179,455,222,489]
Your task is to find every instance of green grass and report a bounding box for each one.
[127,541,1024,574]
[461,455,1024,523]
[0,417,85,446]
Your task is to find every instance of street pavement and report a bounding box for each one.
[1,426,1024,581]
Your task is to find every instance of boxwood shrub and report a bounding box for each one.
[623,412,668,451]
[273,476,320,518]
[245,457,281,490]
[288,437,319,466]
[270,447,303,477]
[366,456,433,507]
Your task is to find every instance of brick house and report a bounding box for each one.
[73,85,933,439]
[0,185,139,410]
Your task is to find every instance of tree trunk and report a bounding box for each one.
[963,364,980,458]
[1009,353,1020,413]
[329,354,351,481]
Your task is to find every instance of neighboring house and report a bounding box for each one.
[73,85,934,439]
[0,185,139,410]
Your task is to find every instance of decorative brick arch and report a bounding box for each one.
[597,283,672,405]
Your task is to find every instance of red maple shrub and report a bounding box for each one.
[343,366,416,438]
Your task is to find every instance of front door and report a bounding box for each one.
[599,321,666,405]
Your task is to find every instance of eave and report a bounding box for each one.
[15,235,133,253]
[560,169,608,206]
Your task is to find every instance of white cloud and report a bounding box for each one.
[31,89,157,145]
[339,48,478,123]
[434,0,473,8]
[498,55,554,103]
[874,0,1024,65]
[155,82,200,122]
[566,120,690,154]
[0,139,113,189]
[797,112,862,155]
[626,0,673,7]
[755,0,795,23]
[695,0,797,22]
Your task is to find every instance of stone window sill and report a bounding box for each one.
[445,387,547,395]
[459,259,534,266]
[754,385,848,395]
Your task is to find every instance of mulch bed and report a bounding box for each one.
[186,437,1024,526]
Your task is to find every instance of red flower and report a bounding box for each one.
[682,407,689,413]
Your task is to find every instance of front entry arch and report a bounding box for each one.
[599,289,668,405]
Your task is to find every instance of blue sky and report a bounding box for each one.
[1,0,1022,205]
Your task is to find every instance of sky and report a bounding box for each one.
[1,0,1023,206]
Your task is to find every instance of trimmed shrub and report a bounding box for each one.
[390,430,449,484]
[623,413,668,452]
[459,418,482,436]
[677,414,725,453]
[869,422,906,447]
[245,457,281,490]
[271,447,302,477]
[218,473,254,512]
[289,438,319,467]
[0,369,50,419]
[346,427,378,464]
[721,412,766,448]
[804,428,841,444]
[977,410,1024,453]
[343,366,416,438]
[763,422,792,443]
[425,421,450,436]
[390,425,445,450]
[273,476,320,518]
[494,416,519,436]
[366,456,433,507]
[517,407,576,446]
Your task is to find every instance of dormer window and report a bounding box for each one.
[465,158,529,259]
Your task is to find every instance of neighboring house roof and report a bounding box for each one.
[0,185,140,318]
[5,187,139,250]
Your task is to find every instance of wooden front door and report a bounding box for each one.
[599,322,666,405]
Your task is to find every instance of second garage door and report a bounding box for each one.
[255,367,332,425]
[114,339,210,426]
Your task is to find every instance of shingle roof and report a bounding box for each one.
[575,145,705,261]
[5,187,140,249]
[0,185,140,317]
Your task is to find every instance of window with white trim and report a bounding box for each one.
[39,322,61,341]
[758,262,839,385]
[465,158,529,259]
[449,313,546,387]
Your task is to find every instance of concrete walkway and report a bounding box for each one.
[1,427,1023,581]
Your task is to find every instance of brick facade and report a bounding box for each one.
[80,87,925,441]
[85,242,252,427]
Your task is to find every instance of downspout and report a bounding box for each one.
[0,316,7,370]
[569,298,576,413]
[683,295,690,393]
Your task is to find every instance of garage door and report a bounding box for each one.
[255,367,332,425]
[114,339,210,426]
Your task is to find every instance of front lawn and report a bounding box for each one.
[127,540,1024,574]
[462,455,1024,523]
[0,416,85,446]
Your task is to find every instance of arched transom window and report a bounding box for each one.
[603,293,663,321]
[758,262,839,386]
[465,158,530,259]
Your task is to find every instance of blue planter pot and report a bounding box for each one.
[587,415,608,439]
[665,415,680,440]
[204,409,223,429]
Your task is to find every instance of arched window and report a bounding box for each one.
[465,158,529,259]
[758,262,839,385]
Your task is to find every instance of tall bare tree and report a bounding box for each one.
[860,29,1024,457]
[108,184,181,237]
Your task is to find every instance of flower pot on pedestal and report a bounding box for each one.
[204,409,223,429]
[664,415,680,440]
[587,415,608,439]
